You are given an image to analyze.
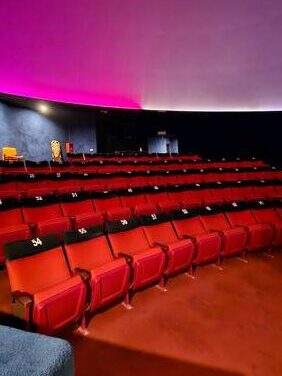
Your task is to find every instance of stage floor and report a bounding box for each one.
[1,252,282,376]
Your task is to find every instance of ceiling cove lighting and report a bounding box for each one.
[37,103,49,114]
[143,105,282,112]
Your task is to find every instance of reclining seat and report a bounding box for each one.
[106,217,166,301]
[59,191,102,229]
[22,194,72,239]
[171,208,221,272]
[0,198,31,264]
[63,226,130,315]
[198,205,248,260]
[250,200,282,248]
[5,234,86,335]
[225,201,274,253]
[91,190,131,221]
[141,212,195,281]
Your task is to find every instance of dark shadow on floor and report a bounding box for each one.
[0,311,26,329]
[64,334,245,376]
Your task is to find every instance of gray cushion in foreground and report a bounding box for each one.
[0,325,74,376]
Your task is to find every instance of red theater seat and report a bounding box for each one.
[48,173,78,193]
[0,175,19,199]
[225,202,274,253]
[199,205,248,259]
[145,186,178,212]
[0,198,31,263]
[251,200,282,248]
[171,208,221,269]
[5,234,86,335]
[25,160,51,174]
[134,203,158,216]
[141,213,194,280]
[59,191,99,228]
[63,226,130,313]
[120,188,147,209]
[16,174,49,194]
[22,195,72,239]
[106,217,165,298]
[91,190,132,220]
[145,186,169,205]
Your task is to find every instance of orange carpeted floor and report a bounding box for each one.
[1,253,282,376]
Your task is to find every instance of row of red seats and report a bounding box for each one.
[1,181,281,263]
[1,168,281,199]
[0,157,266,175]
[4,199,282,335]
[67,153,201,162]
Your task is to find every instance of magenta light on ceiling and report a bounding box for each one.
[0,1,282,111]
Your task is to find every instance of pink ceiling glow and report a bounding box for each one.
[0,0,282,111]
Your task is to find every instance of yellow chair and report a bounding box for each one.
[2,147,22,161]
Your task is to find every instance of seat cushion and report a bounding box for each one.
[73,212,103,229]
[166,239,195,275]
[247,223,274,251]
[37,218,72,240]
[106,207,132,221]
[194,233,221,266]
[221,227,248,257]
[89,258,130,312]
[131,246,165,290]
[33,275,86,335]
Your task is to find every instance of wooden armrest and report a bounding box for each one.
[153,242,169,251]
[74,267,91,281]
[118,252,134,265]
[209,229,224,236]
[181,234,196,243]
[11,291,33,329]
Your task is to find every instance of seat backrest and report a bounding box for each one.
[59,191,95,216]
[106,217,150,256]
[199,206,231,232]
[0,198,24,228]
[120,191,147,208]
[171,208,206,237]
[63,226,113,271]
[91,190,122,213]
[224,201,257,226]
[16,174,49,192]
[22,195,63,224]
[93,194,122,212]
[5,234,70,294]
[141,212,177,245]
[0,175,17,192]
[145,189,168,205]
[251,200,281,223]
